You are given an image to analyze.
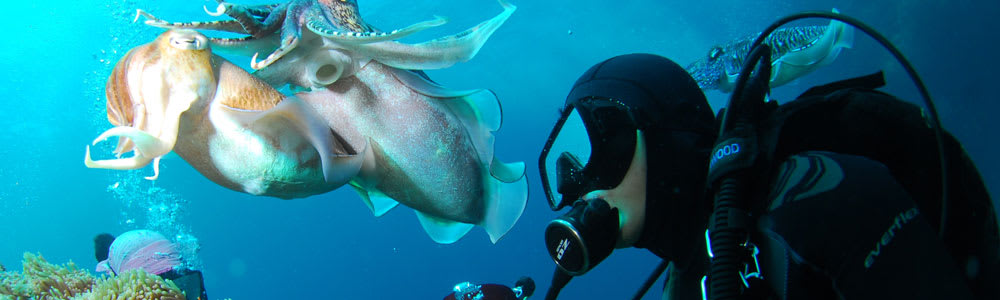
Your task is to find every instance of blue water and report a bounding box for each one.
[1,0,997,299]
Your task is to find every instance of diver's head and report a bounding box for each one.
[93,233,115,262]
[540,53,716,276]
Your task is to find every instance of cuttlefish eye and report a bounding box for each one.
[708,46,723,61]
[168,31,208,50]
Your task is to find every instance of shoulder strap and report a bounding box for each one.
[796,71,886,99]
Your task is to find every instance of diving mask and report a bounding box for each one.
[539,96,642,211]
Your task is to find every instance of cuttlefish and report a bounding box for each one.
[84,29,527,244]
[136,0,516,90]
[686,10,854,92]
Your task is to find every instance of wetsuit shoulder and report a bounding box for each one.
[756,151,974,299]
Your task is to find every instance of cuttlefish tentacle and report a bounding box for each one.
[205,2,287,38]
[205,1,279,18]
[306,15,448,44]
[349,0,516,71]
[137,9,248,34]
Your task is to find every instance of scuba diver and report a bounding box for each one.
[537,30,1000,299]
[94,230,208,300]
[444,276,535,300]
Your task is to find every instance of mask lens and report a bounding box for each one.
[555,152,584,195]
[542,108,592,210]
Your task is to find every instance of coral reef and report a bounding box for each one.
[0,253,188,300]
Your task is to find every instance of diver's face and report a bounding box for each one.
[581,131,648,248]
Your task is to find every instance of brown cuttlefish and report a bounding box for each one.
[85,30,527,244]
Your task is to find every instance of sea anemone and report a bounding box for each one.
[1,262,33,299]
[1,253,201,300]
[1,252,95,300]
[73,269,185,300]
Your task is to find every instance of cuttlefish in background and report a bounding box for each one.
[136,0,516,90]
[686,10,854,92]
[84,29,527,244]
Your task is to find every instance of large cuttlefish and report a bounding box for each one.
[136,0,516,91]
[686,11,854,92]
[84,29,527,244]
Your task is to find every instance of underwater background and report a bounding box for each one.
[1,0,997,299]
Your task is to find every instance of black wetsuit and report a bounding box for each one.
[660,75,1000,299]
[758,151,975,299]
[160,269,208,300]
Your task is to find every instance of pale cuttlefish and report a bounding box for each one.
[135,0,516,91]
[84,30,528,244]
[686,11,854,92]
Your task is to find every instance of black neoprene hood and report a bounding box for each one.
[566,53,716,134]
[564,53,718,260]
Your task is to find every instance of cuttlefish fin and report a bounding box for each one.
[416,211,476,244]
[391,67,527,243]
[350,185,400,217]
[411,162,525,244]
[351,0,516,70]
[771,8,854,86]
[221,97,365,188]
[481,159,527,243]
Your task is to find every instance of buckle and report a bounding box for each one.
[739,239,763,288]
[701,232,765,299]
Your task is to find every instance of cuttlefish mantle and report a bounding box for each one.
[686,9,854,92]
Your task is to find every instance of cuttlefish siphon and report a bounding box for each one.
[84,29,527,244]
[686,10,854,92]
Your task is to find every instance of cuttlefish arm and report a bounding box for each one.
[350,0,516,71]
[85,30,216,180]
[135,0,448,71]
[252,0,516,90]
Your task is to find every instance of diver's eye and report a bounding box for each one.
[708,46,723,61]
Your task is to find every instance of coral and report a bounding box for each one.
[0,253,94,300]
[72,269,185,300]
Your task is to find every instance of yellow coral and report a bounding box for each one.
[72,269,185,300]
[1,253,94,300]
